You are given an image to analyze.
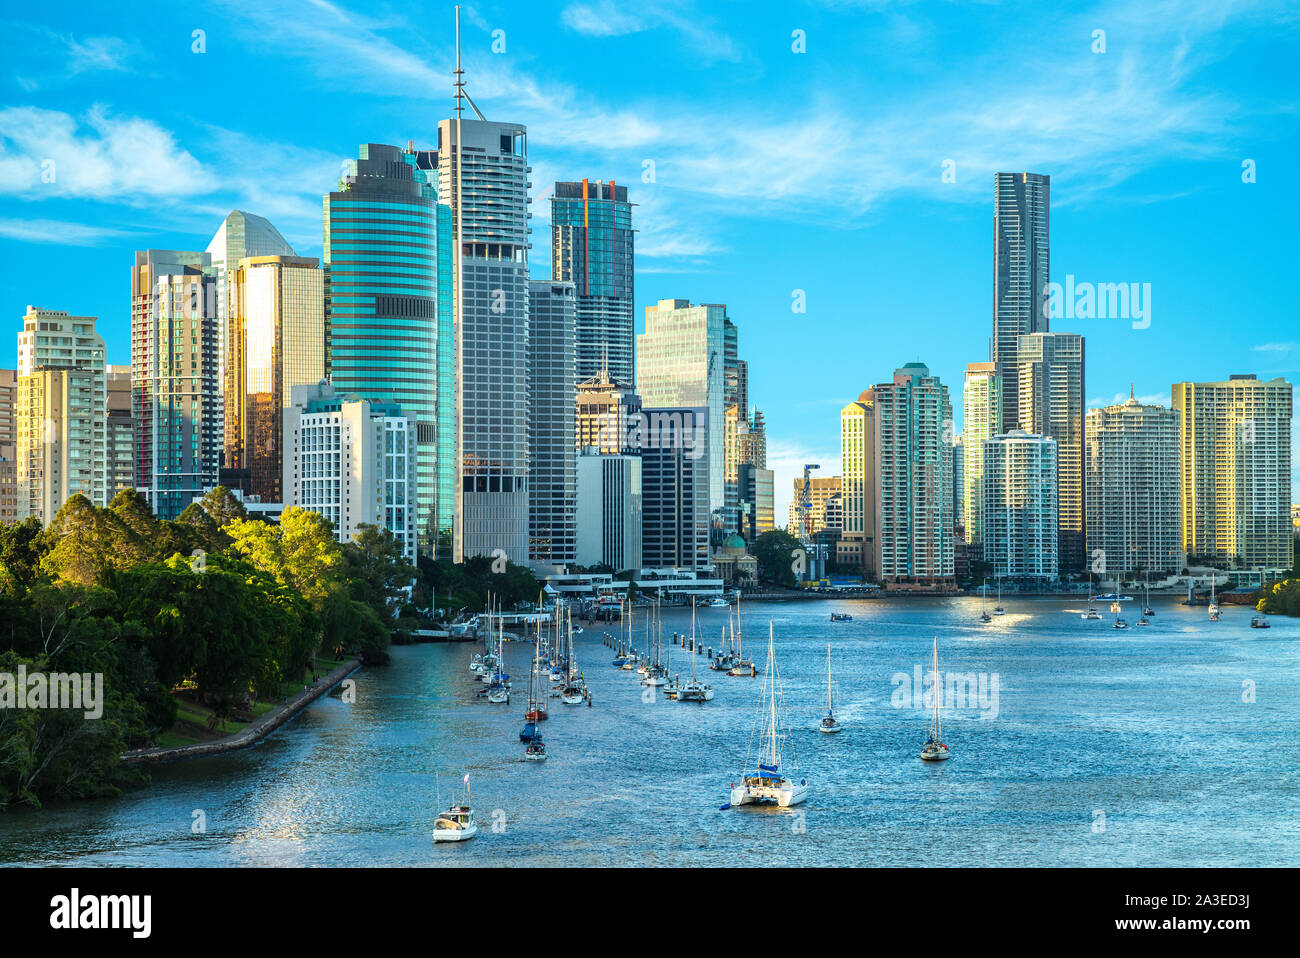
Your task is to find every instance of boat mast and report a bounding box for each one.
[826,644,833,712]
[932,637,941,742]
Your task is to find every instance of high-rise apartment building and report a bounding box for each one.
[325,143,449,555]
[0,369,15,522]
[638,407,710,571]
[1016,331,1085,573]
[1172,375,1293,571]
[224,255,325,503]
[873,363,954,585]
[527,281,577,570]
[1085,393,1181,578]
[282,381,418,564]
[837,393,876,576]
[130,250,221,519]
[952,435,965,532]
[106,364,133,499]
[637,299,728,516]
[982,430,1058,579]
[551,179,634,385]
[962,362,1002,546]
[429,117,531,562]
[992,172,1050,428]
[16,307,107,521]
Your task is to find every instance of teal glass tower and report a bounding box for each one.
[324,143,453,555]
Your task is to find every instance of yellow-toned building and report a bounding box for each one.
[224,255,324,502]
[1172,375,1292,571]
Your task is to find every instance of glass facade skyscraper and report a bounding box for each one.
[551,179,634,386]
[324,143,450,555]
[992,172,1050,429]
[527,280,576,569]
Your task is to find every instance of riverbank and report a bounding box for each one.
[120,658,362,767]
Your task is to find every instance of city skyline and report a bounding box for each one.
[0,1,1297,527]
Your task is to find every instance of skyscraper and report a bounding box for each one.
[430,115,531,562]
[551,179,634,385]
[0,369,15,522]
[283,381,418,563]
[638,407,710,571]
[106,364,133,499]
[527,280,577,570]
[962,362,1002,547]
[224,255,325,503]
[1085,393,1181,578]
[324,143,447,555]
[872,363,954,585]
[16,307,107,521]
[1172,375,1292,571]
[992,172,1050,428]
[636,299,727,516]
[206,211,294,397]
[575,450,641,572]
[982,430,1058,580]
[837,392,876,577]
[1016,331,1085,573]
[576,367,641,454]
[130,251,220,519]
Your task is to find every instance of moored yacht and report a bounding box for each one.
[726,622,808,808]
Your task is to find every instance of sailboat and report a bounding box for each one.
[523,735,548,762]
[1081,572,1101,620]
[992,577,1006,615]
[676,607,714,702]
[726,622,808,807]
[818,644,841,733]
[980,578,992,623]
[1111,600,1129,630]
[1208,577,1221,621]
[433,774,479,842]
[561,608,587,704]
[522,626,547,728]
[920,637,950,761]
[641,602,669,687]
[1142,573,1155,617]
[728,599,757,676]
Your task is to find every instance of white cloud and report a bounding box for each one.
[560,0,741,61]
[768,441,841,531]
[0,218,135,245]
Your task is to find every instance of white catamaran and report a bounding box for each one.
[727,622,808,808]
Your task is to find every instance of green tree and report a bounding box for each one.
[752,529,803,588]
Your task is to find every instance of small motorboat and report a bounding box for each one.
[486,686,510,704]
[707,597,730,608]
[830,613,853,622]
[433,804,478,842]
[1251,615,1270,629]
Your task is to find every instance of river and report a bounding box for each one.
[1,596,1296,867]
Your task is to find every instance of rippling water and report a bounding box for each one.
[2,596,1297,867]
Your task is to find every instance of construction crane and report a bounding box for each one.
[797,463,821,542]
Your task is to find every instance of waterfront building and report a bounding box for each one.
[575,450,641,572]
[1172,374,1293,571]
[427,117,531,562]
[130,250,221,520]
[788,475,842,536]
[872,363,954,586]
[962,362,1002,547]
[551,179,634,385]
[638,406,711,572]
[527,280,577,570]
[636,299,727,516]
[982,430,1058,580]
[16,307,107,521]
[1084,392,1182,578]
[106,364,133,498]
[738,463,774,541]
[224,255,325,503]
[992,172,1051,428]
[283,381,417,564]
[325,143,449,556]
[837,393,876,577]
[1016,331,1085,573]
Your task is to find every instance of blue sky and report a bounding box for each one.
[1,0,1298,522]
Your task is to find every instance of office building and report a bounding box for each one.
[575,450,641,572]
[551,179,634,385]
[527,281,577,570]
[837,392,876,576]
[283,381,418,564]
[577,366,641,454]
[638,407,710,571]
